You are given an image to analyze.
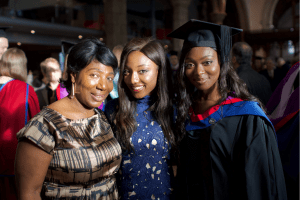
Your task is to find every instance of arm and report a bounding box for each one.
[15,139,52,200]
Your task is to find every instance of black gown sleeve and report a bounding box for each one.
[230,115,287,200]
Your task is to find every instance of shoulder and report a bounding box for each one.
[17,108,58,154]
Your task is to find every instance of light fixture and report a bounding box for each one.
[31,30,35,34]
[78,35,83,39]
[17,42,21,46]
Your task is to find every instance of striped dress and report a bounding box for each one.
[17,107,122,200]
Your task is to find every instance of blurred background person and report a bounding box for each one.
[15,37,121,200]
[35,57,62,109]
[231,42,272,105]
[273,57,291,90]
[57,41,76,101]
[0,27,10,59]
[26,69,45,91]
[0,48,40,200]
[253,56,264,72]
[169,50,179,71]
[260,57,276,90]
[108,44,124,102]
[266,62,299,200]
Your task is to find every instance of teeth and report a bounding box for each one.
[133,86,143,90]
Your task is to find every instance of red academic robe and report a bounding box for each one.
[0,79,40,200]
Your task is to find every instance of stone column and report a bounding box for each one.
[103,0,127,50]
[210,0,227,25]
[170,0,192,52]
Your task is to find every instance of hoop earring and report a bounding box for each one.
[70,82,75,99]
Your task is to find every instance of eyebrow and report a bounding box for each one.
[125,64,150,68]
[87,68,114,75]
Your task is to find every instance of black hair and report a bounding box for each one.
[231,42,253,65]
[175,45,265,143]
[114,37,176,154]
[61,37,118,93]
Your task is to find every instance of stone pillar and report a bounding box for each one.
[170,0,192,52]
[103,0,127,50]
[210,0,227,25]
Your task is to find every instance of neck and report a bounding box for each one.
[0,76,13,84]
[66,96,96,118]
[48,81,59,90]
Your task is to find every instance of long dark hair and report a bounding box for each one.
[114,37,175,153]
[175,46,264,142]
[61,37,118,93]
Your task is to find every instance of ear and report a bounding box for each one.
[232,56,236,64]
[70,72,76,83]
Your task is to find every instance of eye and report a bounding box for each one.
[185,63,194,69]
[107,76,113,81]
[90,73,99,78]
[203,61,213,66]
[123,69,129,76]
[139,70,148,74]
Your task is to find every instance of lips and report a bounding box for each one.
[194,76,208,84]
[91,94,106,102]
[131,85,145,92]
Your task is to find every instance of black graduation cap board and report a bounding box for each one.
[0,26,12,38]
[167,19,243,63]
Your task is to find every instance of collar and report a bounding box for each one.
[186,97,272,131]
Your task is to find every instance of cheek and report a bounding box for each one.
[107,81,114,92]
[185,69,193,80]
[78,77,96,90]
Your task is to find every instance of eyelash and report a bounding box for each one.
[185,63,194,68]
[203,61,213,66]
[185,61,213,68]
[123,70,149,75]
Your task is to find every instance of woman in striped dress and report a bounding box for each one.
[15,37,122,200]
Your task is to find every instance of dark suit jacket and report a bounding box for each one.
[237,63,272,105]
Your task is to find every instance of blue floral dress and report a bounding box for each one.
[105,96,174,200]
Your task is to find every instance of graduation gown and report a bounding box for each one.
[176,97,287,200]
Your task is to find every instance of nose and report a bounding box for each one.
[96,77,106,91]
[130,72,139,84]
[195,64,205,75]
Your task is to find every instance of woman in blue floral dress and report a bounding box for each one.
[105,38,176,200]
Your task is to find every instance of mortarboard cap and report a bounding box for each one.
[61,40,76,55]
[0,26,12,38]
[167,19,242,64]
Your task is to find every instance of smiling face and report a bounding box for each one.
[184,47,220,93]
[123,51,158,99]
[71,60,114,109]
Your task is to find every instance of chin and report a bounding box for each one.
[131,93,147,99]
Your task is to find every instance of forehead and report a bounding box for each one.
[47,61,60,69]
[84,60,114,73]
[186,47,217,58]
[126,51,157,68]
[0,37,8,46]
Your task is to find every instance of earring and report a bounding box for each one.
[70,82,75,99]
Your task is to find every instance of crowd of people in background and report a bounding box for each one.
[0,19,299,200]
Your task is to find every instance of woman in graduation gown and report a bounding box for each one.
[168,19,287,200]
